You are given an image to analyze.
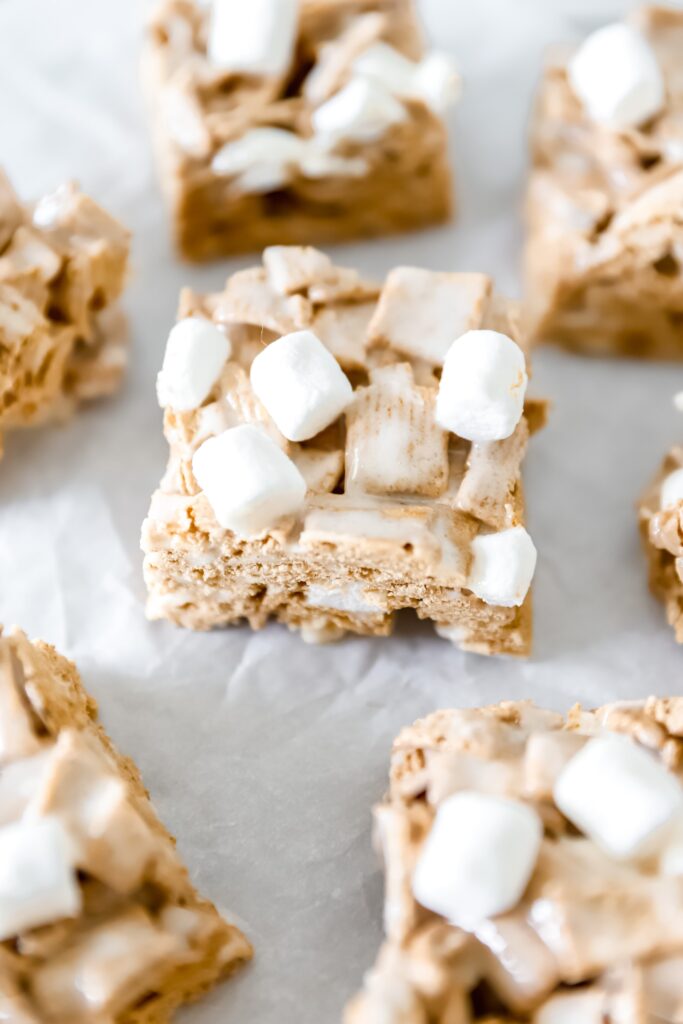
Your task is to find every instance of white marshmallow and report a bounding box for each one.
[353,43,416,96]
[192,424,307,535]
[568,23,665,129]
[436,330,528,443]
[250,330,353,442]
[157,317,230,412]
[468,527,537,608]
[412,51,462,113]
[553,733,682,860]
[208,0,299,76]
[312,77,406,143]
[412,791,542,929]
[660,467,683,509]
[211,128,307,189]
[353,43,461,113]
[673,390,683,412]
[0,816,80,940]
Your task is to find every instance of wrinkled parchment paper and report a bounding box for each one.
[1,1,681,1019]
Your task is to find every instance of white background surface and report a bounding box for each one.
[1,0,682,1020]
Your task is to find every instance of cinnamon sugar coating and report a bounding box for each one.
[0,627,251,1022]
[0,172,130,463]
[346,699,683,1023]
[142,0,454,261]
[525,6,683,359]
[141,247,545,655]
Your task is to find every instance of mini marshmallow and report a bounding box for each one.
[568,23,665,129]
[211,128,307,191]
[353,44,461,113]
[412,51,462,113]
[468,527,537,608]
[250,330,353,442]
[412,791,542,928]
[353,43,416,96]
[660,467,683,509]
[436,330,528,443]
[553,733,682,860]
[156,317,230,412]
[192,424,307,535]
[312,77,406,143]
[0,816,80,941]
[208,0,298,76]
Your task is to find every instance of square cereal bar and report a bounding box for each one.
[639,442,683,641]
[0,171,130,463]
[142,0,458,261]
[0,626,251,1022]
[141,246,544,656]
[346,699,683,1023]
[525,6,683,358]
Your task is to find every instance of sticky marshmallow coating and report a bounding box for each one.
[156,317,231,412]
[0,815,80,941]
[468,526,537,608]
[208,0,299,76]
[660,467,683,509]
[534,990,608,1024]
[192,424,307,536]
[312,77,407,143]
[250,330,353,442]
[554,733,682,860]
[412,791,542,929]
[567,22,665,129]
[436,330,528,443]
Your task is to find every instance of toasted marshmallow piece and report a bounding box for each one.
[156,317,230,412]
[413,792,542,929]
[211,128,306,192]
[192,424,306,535]
[468,527,537,608]
[250,330,353,442]
[568,23,665,129]
[312,78,406,142]
[436,330,528,443]
[554,733,682,860]
[0,816,80,940]
[208,0,298,76]
[660,467,683,509]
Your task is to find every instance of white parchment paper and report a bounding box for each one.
[1,1,682,1019]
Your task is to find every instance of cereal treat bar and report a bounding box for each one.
[0,626,252,1021]
[0,171,130,462]
[143,0,458,261]
[525,6,683,358]
[141,246,543,655]
[346,698,683,1023]
[638,436,683,640]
